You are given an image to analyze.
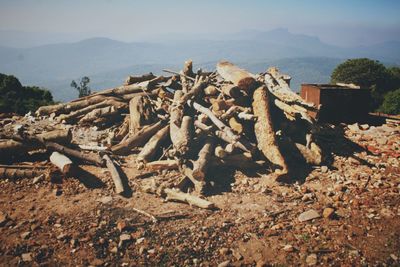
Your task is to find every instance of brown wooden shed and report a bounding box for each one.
[300,84,371,122]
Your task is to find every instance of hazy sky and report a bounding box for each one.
[0,0,399,47]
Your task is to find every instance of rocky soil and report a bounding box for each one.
[0,122,399,266]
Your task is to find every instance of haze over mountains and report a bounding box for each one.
[0,28,399,101]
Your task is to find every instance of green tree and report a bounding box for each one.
[378,89,400,115]
[331,58,395,110]
[0,73,54,114]
[71,76,91,97]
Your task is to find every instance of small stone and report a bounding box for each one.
[116,220,128,232]
[283,244,294,252]
[256,260,268,267]
[320,166,328,173]
[259,223,266,230]
[298,209,320,222]
[390,254,398,261]
[90,259,104,266]
[323,208,335,219]
[147,248,156,254]
[306,253,317,266]
[218,260,230,267]
[360,124,369,130]
[98,196,113,204]
[21,231,31,239]
[21,253,33,262]
[110,247,118,254]
[119,234,131,242]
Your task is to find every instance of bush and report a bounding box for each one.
[0,73,54,115]
[331,58,400,110]
[378,89,400,115]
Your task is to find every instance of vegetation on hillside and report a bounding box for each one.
[331,58,400,113]
[0,73,54,115]
[71,76,91,98]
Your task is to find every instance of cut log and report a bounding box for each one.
[36,95,107,116]
[211,154,266,169]
[173,116,192,155]
[37,129,72,144]
[145,160,178,171]
[44,141,104,166]
[204,85,218,96]
[0,167,44,180]
[49,152,73,175]
[216,61,257,91]
[129,95,155,134]
[228,117,244,134]
[0,139,28,156]
[183,59,195,78]
[179,75,208,104]
[221,84,242,98]
[214,146,226,158]
[124,73,156,85]
[103,154,126,195]
[56,98,124,123]
[137,125,170,163]
[252,85,288,174]
[188,100,255,153]
[164,188,215,209]
[111,121,165,155]
[115,115,130,141]
[79,106,118,124]
[192,138,214,182]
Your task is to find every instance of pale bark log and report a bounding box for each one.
[44,141,104,166]
[124,73,156,85]
[228,117,244,134]
[129,95,155,134]
[216,61,256,91]
[78,106,118,124]
[192,138,213,182]
[137,125,170,163]
[103,154,125,195]
[49,152,73,174]
[204,85,218,96]
[188,100,255,153]
[37,129,72,144]
[252,85,288,174]
[36,95,107,116]
[145,160,178,171]
[221,84,242,98]
[0,167,44,179]
[164,188,215,209]
[111,121,164,155]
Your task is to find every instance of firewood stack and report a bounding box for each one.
[0,60,323,205]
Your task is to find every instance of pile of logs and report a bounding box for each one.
[0,60,323,208]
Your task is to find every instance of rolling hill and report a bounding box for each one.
[0,29,398,101]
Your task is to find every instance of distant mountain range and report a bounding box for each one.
[0,28,399,101]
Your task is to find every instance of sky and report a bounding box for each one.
[0,0,399,47]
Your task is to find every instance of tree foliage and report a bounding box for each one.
[0,73,54,115]
[378,89,400,115]
[71,76,91,97]
[331,58,400,110]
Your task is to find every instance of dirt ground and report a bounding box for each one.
[0,122,399,266]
